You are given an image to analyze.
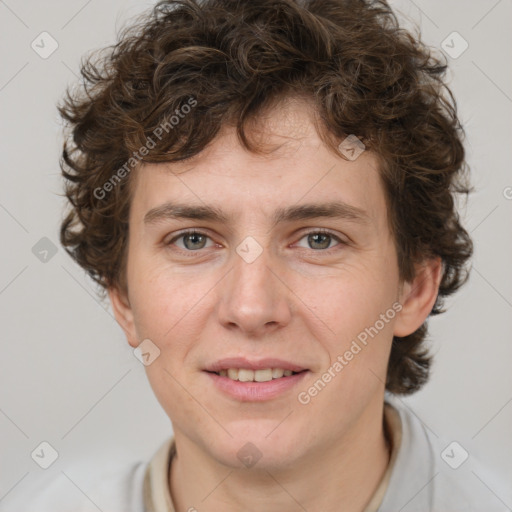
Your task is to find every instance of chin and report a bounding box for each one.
[208,429,305,471]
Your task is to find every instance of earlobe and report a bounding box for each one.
[108,286,139,348]
[393,257,443,338]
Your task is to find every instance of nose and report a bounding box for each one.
[216,244,292,337]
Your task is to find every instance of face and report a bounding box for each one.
[111,99,434,470]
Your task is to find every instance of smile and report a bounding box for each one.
[211,368,302,382]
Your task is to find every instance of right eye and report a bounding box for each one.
[165,230,216,252]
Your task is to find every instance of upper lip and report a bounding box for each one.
[204,357,308,373]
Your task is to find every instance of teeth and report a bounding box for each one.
[254,369,273,382]
[238,369,254,382]
[227,368,239,380]
[217,368,299,382]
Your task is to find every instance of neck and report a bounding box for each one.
[170,400,390,512]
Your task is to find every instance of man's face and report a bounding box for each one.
[117,100,406,469]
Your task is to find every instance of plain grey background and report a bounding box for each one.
[1,0,511,508]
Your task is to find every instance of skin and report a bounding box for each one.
[110,97,442,512]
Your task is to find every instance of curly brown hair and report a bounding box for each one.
[59,0,473,395]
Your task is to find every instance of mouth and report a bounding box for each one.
[205,368,306,382]
[202,358,309,401]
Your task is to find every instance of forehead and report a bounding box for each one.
[129,99,388,230]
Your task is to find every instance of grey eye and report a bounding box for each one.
[182,232,208,250]
[168,231,214,251]
[296,232,341,250]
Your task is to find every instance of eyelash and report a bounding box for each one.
[164,229,346,255]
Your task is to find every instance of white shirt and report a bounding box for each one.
[6,396,510,512]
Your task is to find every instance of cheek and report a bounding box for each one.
[302,252,399,379]
[296,277,397,423]
[304,261,398,339]
[126,248,207,341]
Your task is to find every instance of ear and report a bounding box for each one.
[393,257,443,337]
[108,286,139,348]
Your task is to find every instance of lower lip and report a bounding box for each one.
[204,371,309,402]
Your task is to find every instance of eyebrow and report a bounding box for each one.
[143,200,371,226]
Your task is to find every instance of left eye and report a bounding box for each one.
[296,231,342,250]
